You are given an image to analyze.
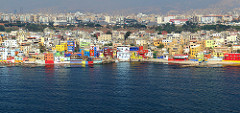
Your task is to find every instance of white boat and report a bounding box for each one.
[93,60,103,64]
[173,55,188,59]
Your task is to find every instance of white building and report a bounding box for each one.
[146,49,153,58]
[105,16,111,23]
[2,40,18,48]
[226,35,237,42]
[136,39,147,46]
[117,47,130,61]
[0,47,8,60]
[157,16,163,24]
[200,15,227,23]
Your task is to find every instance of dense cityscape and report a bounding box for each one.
[0,12,240,65]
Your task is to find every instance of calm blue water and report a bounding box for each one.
[0,62,240,113]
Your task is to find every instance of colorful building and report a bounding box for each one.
[117,47,130,61]
[213,47,231,58]
[56,44,67,52]
[44,53,54,64]
[104,47,113,58]
[223,53,240,62]
[67,41,75,52]
[138,46,148,58]
[190,45,200,59]
[130,47,139,51]
[205,40,215,48]
[153,40,162,47]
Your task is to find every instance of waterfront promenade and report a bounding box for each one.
[148,59,240,66]
[1,58,240,67]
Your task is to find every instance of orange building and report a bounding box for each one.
[44,53,54,64]
[90,50,94,57]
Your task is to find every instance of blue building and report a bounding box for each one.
[130,47,139,51]
[94,47,98,57]
[67,41,75,52]
[84,51,90,57]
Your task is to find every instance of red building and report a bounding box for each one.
[104,48,113,58]
[138,46,148,58]
[45,53,54,64]
[224,53,240,61]
[90,50,94,57]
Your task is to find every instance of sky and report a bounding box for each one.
[0,0,236,14]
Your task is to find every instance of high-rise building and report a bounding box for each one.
[105,16,111,23]
[157,16,163,24]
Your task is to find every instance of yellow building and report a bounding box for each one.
[213,52,224,58]
[56,45,65,52]
[55,43,67,52]
[205,40,215,48]
[169,44,183,56]
[113,50,117,58]
[190,46,200,59]
[130,52,142,60]
[61,43,68,51]
[213,47,231,58]
[153,40,162,47]
[39,37,45,46]
[52,47,56,51]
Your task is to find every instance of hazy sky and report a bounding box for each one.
[0,0,232,13]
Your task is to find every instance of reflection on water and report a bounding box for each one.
[0,62,240,112]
